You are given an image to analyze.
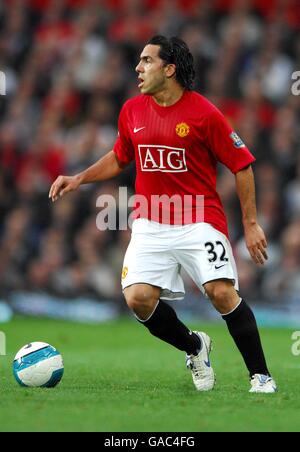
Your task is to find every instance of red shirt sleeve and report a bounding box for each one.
[205,109,256,173]
[113,102,135,166]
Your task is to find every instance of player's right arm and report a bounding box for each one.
[49,150,124,202]
[50,101,134,202]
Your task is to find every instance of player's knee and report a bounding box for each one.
[205,280,236,310]
[123,284,160,312]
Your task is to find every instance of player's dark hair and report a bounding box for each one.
[147,35,195,90]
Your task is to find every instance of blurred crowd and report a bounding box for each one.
[0,0,299,308]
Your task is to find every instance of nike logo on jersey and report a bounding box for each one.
[215,264,226,269]
[134,127,146,133]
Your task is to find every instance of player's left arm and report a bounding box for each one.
[205,108,268,264]
[235,165,268,265]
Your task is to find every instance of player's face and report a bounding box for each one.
[135,45,168,94]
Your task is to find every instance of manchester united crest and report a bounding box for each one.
[121,266,128,279]
[176,122,190,137]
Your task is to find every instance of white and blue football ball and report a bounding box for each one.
[13,342,64,388]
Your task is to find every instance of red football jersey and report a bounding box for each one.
[113,91,255,237]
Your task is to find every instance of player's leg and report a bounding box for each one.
[174,222,275,392]
[122,219,215,391]
[124,283,201,355]
[204,279,277,392]
[204,279,269,375]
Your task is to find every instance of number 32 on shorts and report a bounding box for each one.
[204,241,229,264]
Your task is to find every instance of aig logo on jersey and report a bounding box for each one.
[230,132,245,148]
[138,145,188,173]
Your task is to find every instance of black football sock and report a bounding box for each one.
[136,300,201,355]
[222,299,270,377]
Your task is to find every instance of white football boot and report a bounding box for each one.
[249,374,277,393]
[186,331,215,391]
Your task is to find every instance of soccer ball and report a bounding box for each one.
[13,342,64,388]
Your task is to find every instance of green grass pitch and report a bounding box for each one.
[0,317,299,432]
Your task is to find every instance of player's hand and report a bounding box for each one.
[49,175,81,202]
[243,222,268,265]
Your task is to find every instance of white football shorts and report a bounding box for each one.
[121,218,239,300]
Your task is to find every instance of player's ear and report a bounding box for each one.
[165,63,176,79]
